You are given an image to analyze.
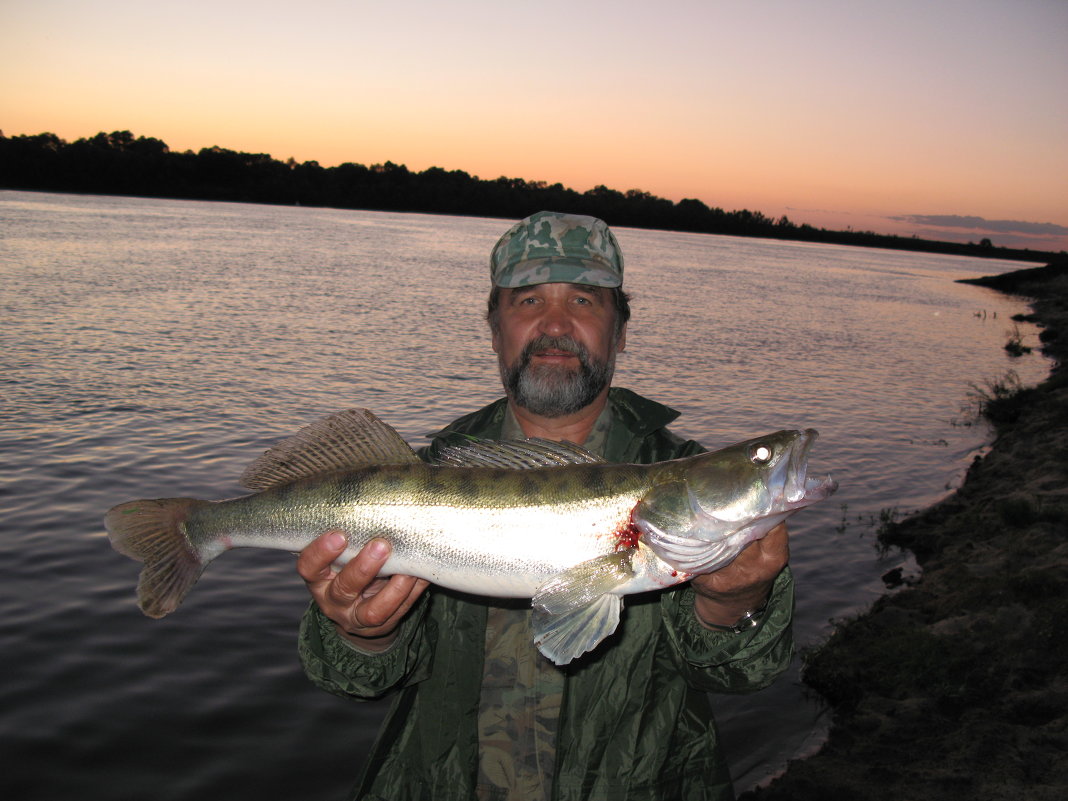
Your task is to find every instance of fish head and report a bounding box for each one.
[685,429,836,522]
[634,429,837,574]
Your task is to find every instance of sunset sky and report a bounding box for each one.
[3,0,1066,251]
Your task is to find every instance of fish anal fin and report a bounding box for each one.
[531,550,634,665]
[241,409,419,491]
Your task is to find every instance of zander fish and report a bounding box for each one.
[105,409,837,664]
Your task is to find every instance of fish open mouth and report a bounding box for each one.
[782,429,838,508]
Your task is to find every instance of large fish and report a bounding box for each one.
[105,409,837,664]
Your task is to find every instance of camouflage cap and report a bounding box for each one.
[489,211,624,288]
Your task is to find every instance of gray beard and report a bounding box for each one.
[500,334,616,418]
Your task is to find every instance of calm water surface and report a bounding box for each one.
[0,191,1050,799]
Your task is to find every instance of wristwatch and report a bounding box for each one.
[702,599,769,634]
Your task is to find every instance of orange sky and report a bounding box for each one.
[3,1,1067,251]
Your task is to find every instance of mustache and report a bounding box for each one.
[518,335,589,366]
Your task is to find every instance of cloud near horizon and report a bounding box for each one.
[891,215,1068,237]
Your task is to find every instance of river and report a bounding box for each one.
[0,190,1050,798]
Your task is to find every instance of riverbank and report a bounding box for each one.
[743,260,1068,800]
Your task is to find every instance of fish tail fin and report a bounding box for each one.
[105,498,213,619]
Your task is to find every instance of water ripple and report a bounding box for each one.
[0,190,1050,799]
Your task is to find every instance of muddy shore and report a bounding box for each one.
[742,260,1068,801]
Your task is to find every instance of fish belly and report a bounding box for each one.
[196,478,643,598]
[359,493,641,596]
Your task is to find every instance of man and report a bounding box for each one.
[297,211,794,800]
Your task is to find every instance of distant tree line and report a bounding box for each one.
[0,130,1056,262]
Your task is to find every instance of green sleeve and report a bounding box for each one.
[297,596,434,700]
[659,566,795,693]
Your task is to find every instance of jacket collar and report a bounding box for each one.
[425,387,682,443]
[603,387,682,440]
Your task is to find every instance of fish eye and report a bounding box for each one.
[748,444,773,465]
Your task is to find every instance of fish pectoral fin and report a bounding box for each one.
[532,595,622,667]
[533,551,635,614]
[530,551,634,665]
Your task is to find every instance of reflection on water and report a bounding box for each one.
[0,190,1050,798]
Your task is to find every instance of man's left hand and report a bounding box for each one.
[690,523,789,629]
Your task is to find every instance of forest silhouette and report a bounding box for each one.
[1,129,1056,262]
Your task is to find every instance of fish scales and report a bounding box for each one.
[189,462,652,594]
[105,408,837,664]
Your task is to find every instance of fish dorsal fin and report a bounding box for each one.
[432,437,606,469]
[240,409,419,491]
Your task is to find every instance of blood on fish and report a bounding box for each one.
[614,518,641,551]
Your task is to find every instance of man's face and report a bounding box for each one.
[491,283,626,418]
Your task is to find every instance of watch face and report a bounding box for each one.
[730,605,766,633]
[701,600,767,633]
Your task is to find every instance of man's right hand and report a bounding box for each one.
[297,531,430,651]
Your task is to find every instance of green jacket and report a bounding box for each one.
[299,388,795,801]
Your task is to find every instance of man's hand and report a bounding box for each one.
[690,523,789,629]
[297,531,429,651]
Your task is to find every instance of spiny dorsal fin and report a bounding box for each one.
[432,437,606,469]
[241,409,419,491]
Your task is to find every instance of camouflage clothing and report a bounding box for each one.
[477,600,562,801]
[298,388,796,801]
[490,211,624,288]
[475,404,612,800]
